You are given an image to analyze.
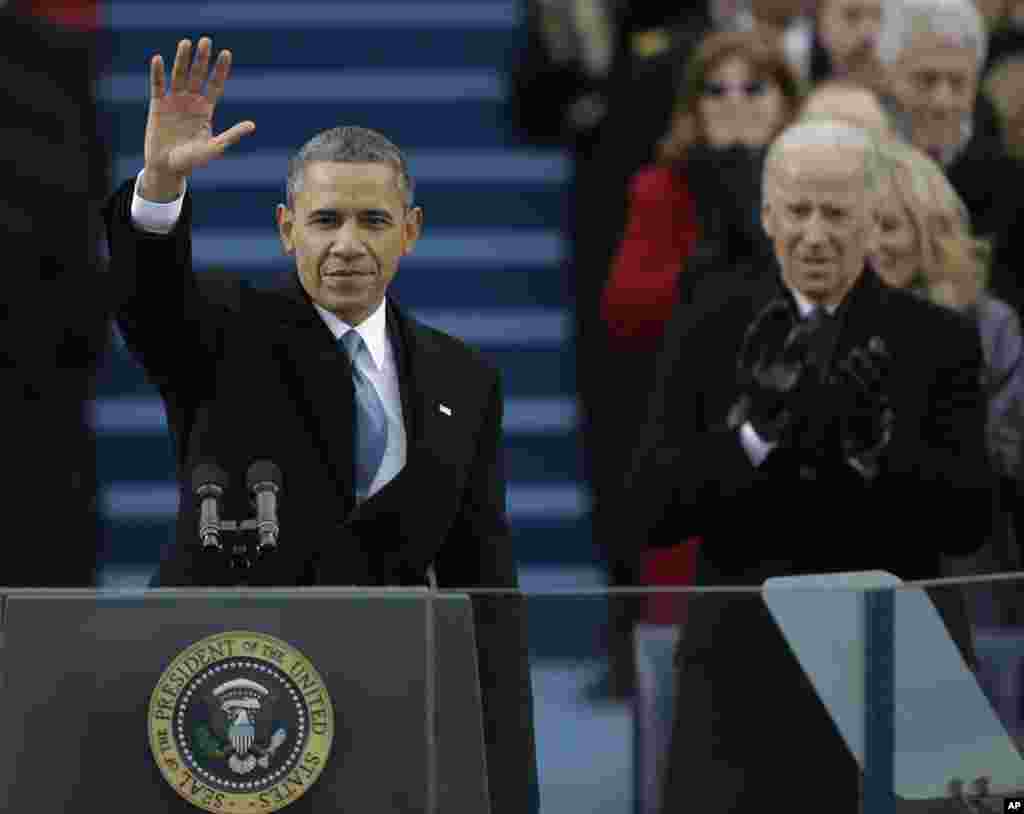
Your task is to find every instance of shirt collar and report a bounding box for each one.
[787,285,838,318]
[313,297,390,372]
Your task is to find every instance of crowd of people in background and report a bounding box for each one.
[512,0,1024,810]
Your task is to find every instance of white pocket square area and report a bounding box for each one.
[439,404,452,417]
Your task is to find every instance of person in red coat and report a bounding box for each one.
[602,30,802,351]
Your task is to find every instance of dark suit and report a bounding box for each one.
[627,267,994,812]
[0,8,108,586]
[102,179,538,813]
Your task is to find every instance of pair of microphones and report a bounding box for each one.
[192,460,282,568]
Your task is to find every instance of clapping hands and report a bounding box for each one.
[835,336,894,479]
[730,298,818,445]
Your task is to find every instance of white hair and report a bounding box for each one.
[877,0,987,68]
[764,119,882,194]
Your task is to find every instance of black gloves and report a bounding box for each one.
[834,337,895,478]
[729,299,820,445]
[731,300,896,480]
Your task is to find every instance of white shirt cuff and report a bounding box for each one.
[130,169,186,234]
[739,421,777,467]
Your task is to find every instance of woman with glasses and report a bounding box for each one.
[602,30,802,350]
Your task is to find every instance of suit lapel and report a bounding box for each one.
[386,301,420,449]
[354,303,455,568]
[829,266,888,367]
[385,300,456,476]
[267,278,356,513]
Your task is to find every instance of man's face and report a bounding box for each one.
[818,0,884,77]
[276,161,422,325]
[886,36,979,159]
[763,144,872,306]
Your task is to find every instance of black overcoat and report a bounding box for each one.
[103,179,538,813]
[627,266,995,812]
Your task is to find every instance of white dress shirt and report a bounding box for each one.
[740,289,837,467]
[130,169,408,498]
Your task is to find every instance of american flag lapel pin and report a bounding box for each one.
[439,403,452,417]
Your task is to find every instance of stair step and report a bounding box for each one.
[107,1,519,31]
[100,514,596,572]
[112,179,564,231]
[96,429,580,484]
[106,99,524,152]
[96,339,573,399]
[116,150,568,190]
[109,28,519,72]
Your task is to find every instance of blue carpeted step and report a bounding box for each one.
[101,514,595,572]
[96,338,573,399]
[104,99,522,153]
[97,430,581,485]
[117,183,565,231]
[108,28,519,73]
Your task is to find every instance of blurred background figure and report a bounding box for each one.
[715,0,816,79]
[978,0,1024,71]
[985,53,1024,159]
[607,29,802,326]
[799,78,893,132]
[810,0,885,84]
[870,138,1024,623]
[599,29,800,814]
[876,0,1024,319]
[0,0,108,585]
[510,0,717,700]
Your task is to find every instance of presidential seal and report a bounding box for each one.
[148,631,334,812]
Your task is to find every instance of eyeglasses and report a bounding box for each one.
[702,79,769,98]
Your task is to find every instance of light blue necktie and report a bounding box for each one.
[340,330,389,499]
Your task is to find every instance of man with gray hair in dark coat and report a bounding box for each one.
[626,117,994,812]
[877,0,1024,320]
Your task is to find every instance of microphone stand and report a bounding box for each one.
[202,515,276,571]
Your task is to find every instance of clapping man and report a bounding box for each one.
[625,118,994,812]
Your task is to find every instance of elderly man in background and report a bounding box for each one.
[877,0,1024,318]
[625,118,993,812]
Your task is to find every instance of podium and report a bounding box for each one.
[0,588,491,813]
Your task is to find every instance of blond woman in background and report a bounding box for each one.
[871,138,1024,621]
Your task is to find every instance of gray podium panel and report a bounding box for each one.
[0,589,489,814]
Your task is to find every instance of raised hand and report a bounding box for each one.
[141,37,255,201]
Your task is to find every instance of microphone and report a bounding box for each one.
[246,460,282,554]
[192,463,229,551]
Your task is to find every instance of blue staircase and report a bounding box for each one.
[95,0,595,586]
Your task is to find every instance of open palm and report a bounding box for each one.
[144,37,254,181]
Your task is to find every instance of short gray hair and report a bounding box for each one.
[764,118,884,196]
[286,126,415,209]
[877,0,987,68]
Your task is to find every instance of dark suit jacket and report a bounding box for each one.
[627,266,995,812]
[102,179,537,813]
[0,9,108,586]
